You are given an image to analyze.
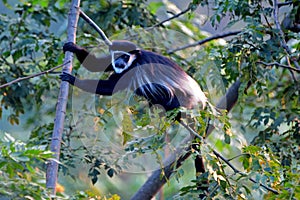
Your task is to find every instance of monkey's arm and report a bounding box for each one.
[63,42,113,72]
[60,72,116,95]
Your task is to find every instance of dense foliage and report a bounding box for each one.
[0,0,299,199]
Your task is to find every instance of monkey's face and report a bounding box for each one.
[111,50,136,73]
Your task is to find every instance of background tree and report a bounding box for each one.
[0,0,299,199]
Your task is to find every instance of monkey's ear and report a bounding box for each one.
[109,40,137,52]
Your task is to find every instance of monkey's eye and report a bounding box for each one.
[117,54,130,64]
[111,50,136,74]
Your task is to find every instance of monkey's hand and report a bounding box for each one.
[59,72,76,85]
[63,42,82,53]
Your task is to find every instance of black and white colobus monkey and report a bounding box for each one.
[60,40,207,114]
[61,40,208,195]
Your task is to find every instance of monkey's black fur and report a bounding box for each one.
[61,41,206,112]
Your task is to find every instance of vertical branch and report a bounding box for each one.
[46,0,81,196]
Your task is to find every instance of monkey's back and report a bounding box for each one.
[126,50,207,110]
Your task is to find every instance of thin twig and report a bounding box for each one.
[125,6,194,41]
[0,61,70,89]
[131,80,241,199]
[257,61,300,73]
[273,0,300,70]
[79,9,112,46]
[278,1,293,7]
[180,120,279,194]
[212,150,279,194]
[180,121,204,141]
[167,30,241,54]
[147,6,192,30]
[227,153,250,162]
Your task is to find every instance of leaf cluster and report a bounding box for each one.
[0,2,66,124]
[0,132,53,199]
[80,0,158,36]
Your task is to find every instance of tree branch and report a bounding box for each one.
[125,5,196,41]
[131,80,242,200]
[0,62,69,89]
[167,30,242,54]
[212,150,279,194]
[131,77,278,199]
[130,133,194,200]
[273,0,300,70]
[79,9,112,46]
[257,61,300,73]
[181,121,279,194]
[148,6,192,30]
[278,1,293,7]
[46,0,81,196]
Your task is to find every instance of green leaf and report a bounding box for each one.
[0,161,7,169]
[220,179,227,190]
[32,0,49,8]
[252,158,261,171]
[147,2,164,15]
[122,132,133,146]
[12,49,23,61]
[122,110,133,132]
[224,133,231,144]
[242,154,251,170]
